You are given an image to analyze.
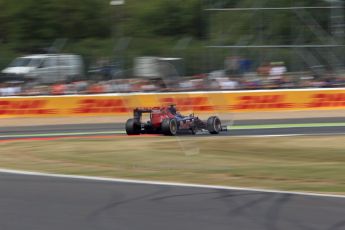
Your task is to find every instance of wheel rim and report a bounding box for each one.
[170,120,177,134]
[214,119,221,132]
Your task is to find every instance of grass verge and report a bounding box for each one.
[0,135,344,194]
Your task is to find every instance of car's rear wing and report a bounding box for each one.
[133,107,164,122]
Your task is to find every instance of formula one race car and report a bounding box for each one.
[125,106,227,136]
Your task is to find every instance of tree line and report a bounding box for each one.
[0,0,338,70]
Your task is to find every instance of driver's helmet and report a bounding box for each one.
[168,103,177,115]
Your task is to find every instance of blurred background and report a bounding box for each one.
[0,0,344,95]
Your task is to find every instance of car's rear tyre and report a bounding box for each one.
[207,116,221,134]
[162,118,177,136]
[125,119,141,135]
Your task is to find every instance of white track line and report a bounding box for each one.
[228,133,345,138]
[0,168,344,199]
[0,132,344,140]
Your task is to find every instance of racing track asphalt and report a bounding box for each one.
[0,117,345,229]
[0,172,345,230]
[0,117,344,140]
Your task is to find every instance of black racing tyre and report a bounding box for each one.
[161,118,177,136]
[125,119,141,135]
[207,116,221,134]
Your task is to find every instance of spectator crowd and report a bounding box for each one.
[1,60,344,96]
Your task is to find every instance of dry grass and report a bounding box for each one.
[0,135,344,194]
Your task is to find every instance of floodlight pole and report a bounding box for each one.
[110,0,125,78]
[110,0,125,40]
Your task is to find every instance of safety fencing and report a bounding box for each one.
[0,88,344,118]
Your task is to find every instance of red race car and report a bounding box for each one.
[125,105,227,136]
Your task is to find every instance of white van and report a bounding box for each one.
[1,54,84,83]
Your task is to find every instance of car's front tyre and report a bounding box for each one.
[207,116,221,134]
[161,118,177,136]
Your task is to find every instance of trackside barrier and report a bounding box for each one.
[0,88,344,118]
